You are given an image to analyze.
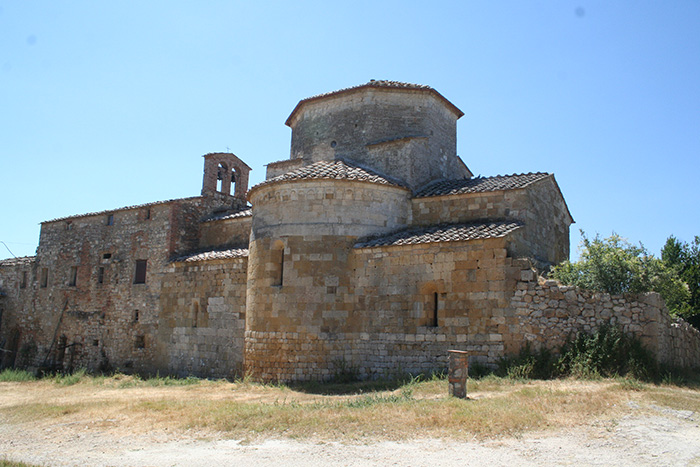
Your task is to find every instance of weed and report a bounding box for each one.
[0,369,36,382]
[52,368,87,386]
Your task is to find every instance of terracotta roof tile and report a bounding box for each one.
[250,160,407,192]
[204,208,252,222]
[415,173,551,198]
[172,248,249,263]
[286,80,463,126]
[0,256,35,267]
[43,197,202,224]
[354,221,523,248]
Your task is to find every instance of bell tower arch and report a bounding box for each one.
[201,152,251,199]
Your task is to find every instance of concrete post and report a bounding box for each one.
[448,350,469,398]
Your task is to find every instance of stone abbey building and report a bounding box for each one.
[1,81,698,380]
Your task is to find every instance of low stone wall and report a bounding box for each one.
[509,269,700,369]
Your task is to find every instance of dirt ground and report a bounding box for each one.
[1,379,699,467]
[0,404,698,466]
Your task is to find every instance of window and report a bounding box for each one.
[40,268,48,288]
[133,310,139,322]
[65,221,72,231]
[97,267,105,284]
[19,271,27,289]
[271,243,284,287]
[144,208,151,220]
[106,214,114,226]
[431,292,439,327]
[68,266,78,287]
[133,260,147,284]
[92,339,99,347]
[103,253,112,260]
[134,335,145,349]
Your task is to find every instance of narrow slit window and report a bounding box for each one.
[40,268,48,288]
[133,260,147,284]
[68,266,78,287]
[19,271,27,289]
[97,267,105,284]
[431,292,439,327]
[133,310,139,322]
[106,214,114,226]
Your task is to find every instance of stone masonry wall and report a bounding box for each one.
[245,236,520,381]
[508,266,700,369]
[412,177,572,267]
[158,257,247,379]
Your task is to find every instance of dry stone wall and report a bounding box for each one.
[509,266,700,369]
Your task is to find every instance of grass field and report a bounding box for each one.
[1,370,698,444]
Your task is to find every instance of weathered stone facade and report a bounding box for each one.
[1,80,698,380]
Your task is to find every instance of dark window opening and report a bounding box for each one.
[92,339,99,347]
[144,208,151,220]
[103,253,112,260]
[65,221,72,231]
[19,271,27,289]
[106,214,114,226]
[134,260,147,284]
[69,266,78,287]
[192,301,199,328]
[40,268,48,288]
[272,247,284,287]
[133,310,139,322]
[135,335,145,349]
[431,292,439,327]
[97,267,105,284]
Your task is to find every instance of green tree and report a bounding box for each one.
[661,236,700,323]
[552,232,692,318]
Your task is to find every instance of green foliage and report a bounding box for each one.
[497,326,658,381]
[662,235,700,321]
[552,232,692,319]
[0,369,37,382]
[557,325,657,380]
[496,344,557,380]
[52,368,87,386]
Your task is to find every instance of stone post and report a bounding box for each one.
[448,350,469,398]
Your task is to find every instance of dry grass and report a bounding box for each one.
[1,373,698,443]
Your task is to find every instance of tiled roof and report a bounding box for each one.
[249,160,407,192]
[0,256,35,267]
[286,80,463,126]
[354,221,523,248]
[414,173,551,198]
[204,208,252,222]
[172,248,249,263]
[43,197,202,224]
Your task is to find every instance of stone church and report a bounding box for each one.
[1,81,697,381]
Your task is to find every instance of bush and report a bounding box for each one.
[497,325,658,381]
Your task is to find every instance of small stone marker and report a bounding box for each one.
[448,350,469,398]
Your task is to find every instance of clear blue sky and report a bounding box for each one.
[1,1,699,261]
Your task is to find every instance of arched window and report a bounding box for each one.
[216,163,229,194]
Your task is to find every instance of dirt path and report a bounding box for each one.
[2,403,699,467]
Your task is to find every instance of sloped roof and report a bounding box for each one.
[286,80,464,126]
[354,221,523,249]
[204,208,252,222]
[248,159,408,194]
[414,173,551,198]
[0,256,35,267]
[43,197,202,224]
[172,247,249,263]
